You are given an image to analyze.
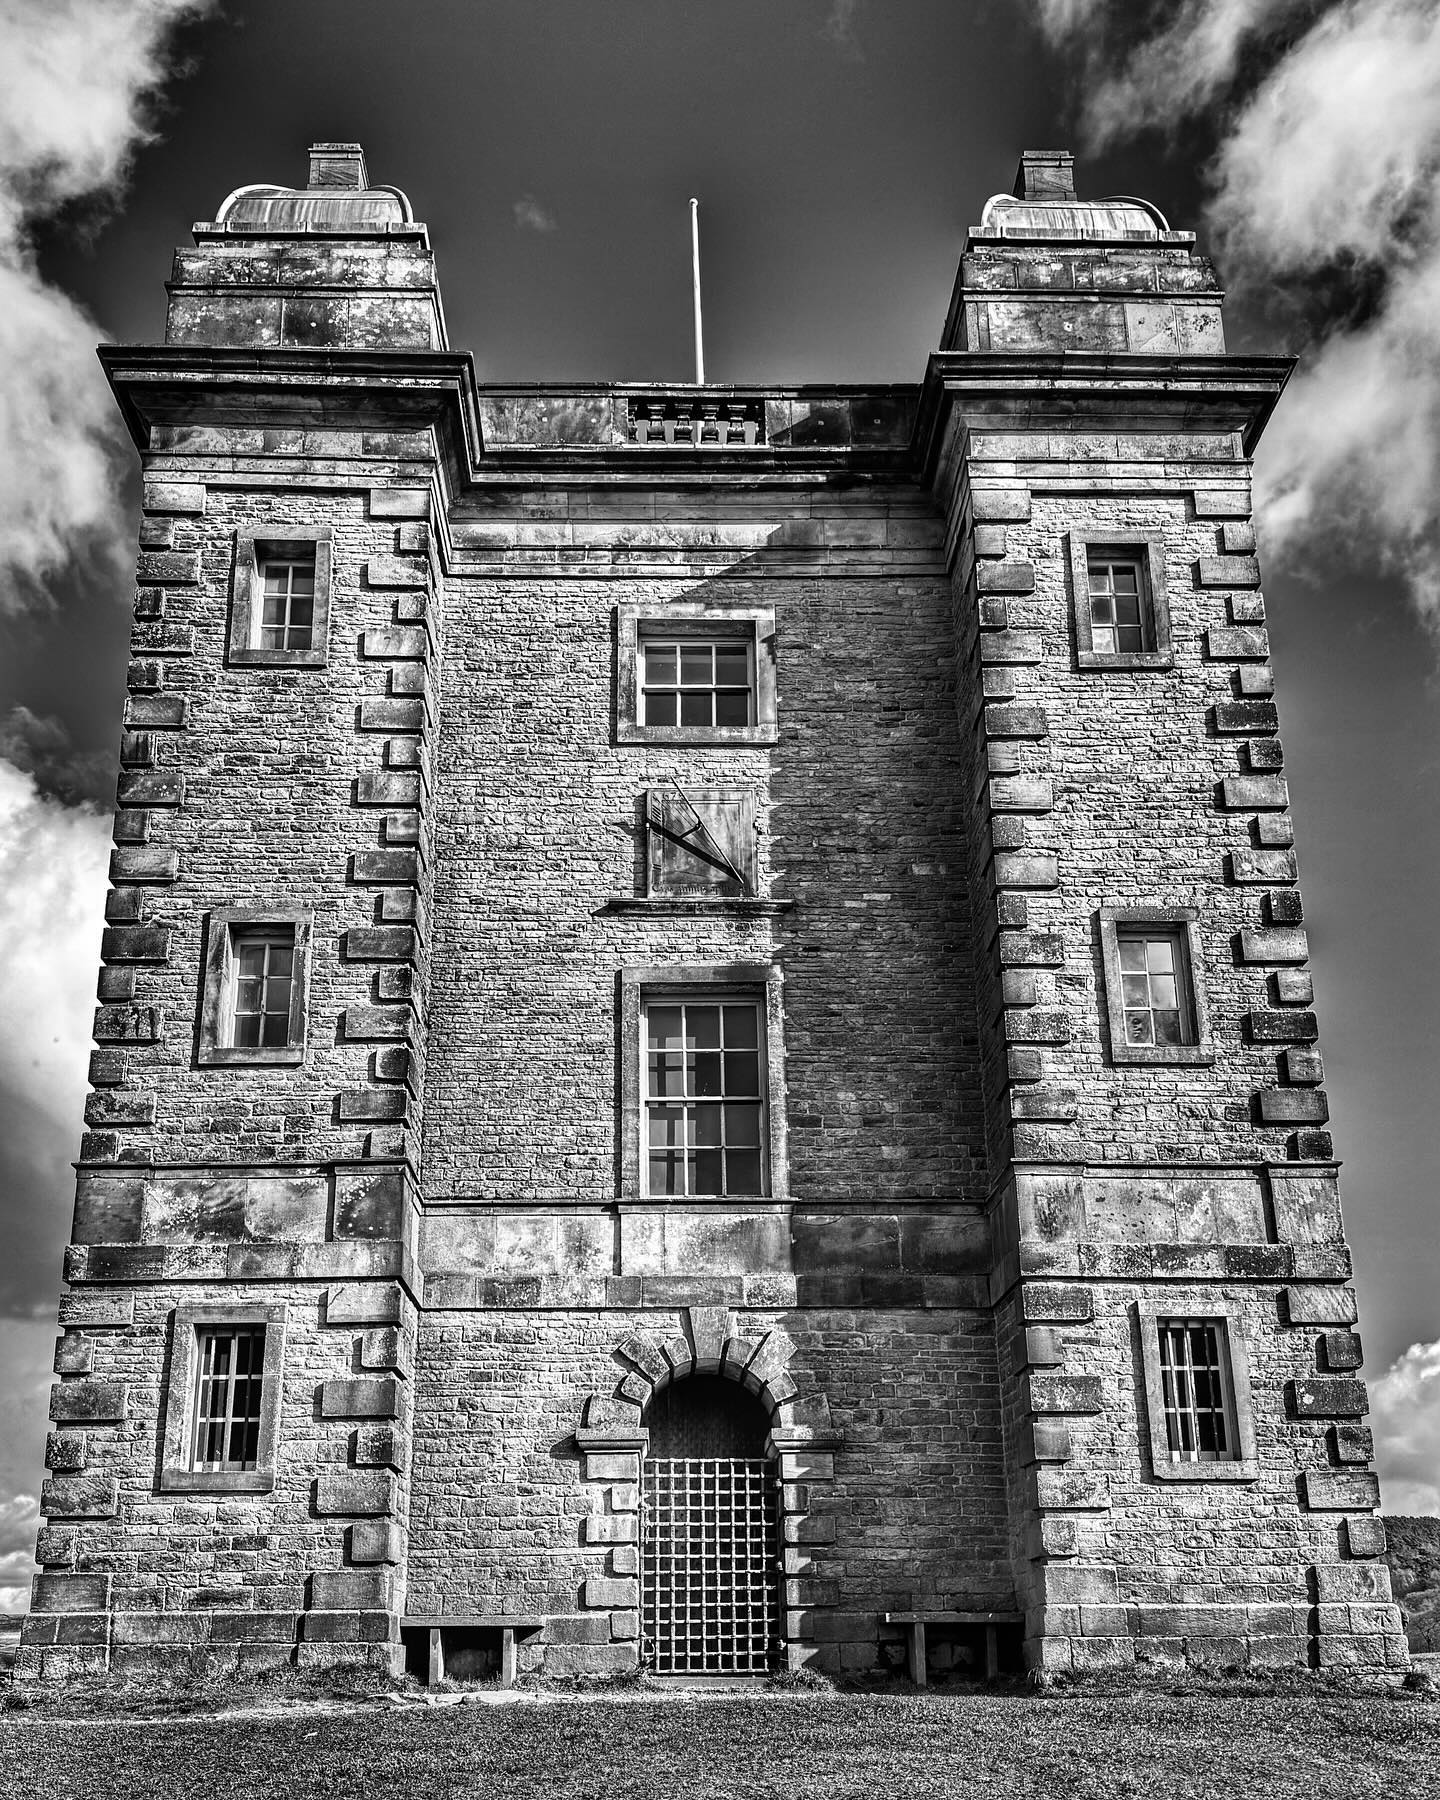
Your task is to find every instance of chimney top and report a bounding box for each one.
[1013,150,1077,203]
[308,143,369,191]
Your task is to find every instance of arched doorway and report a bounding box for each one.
[641,1373,780,1675]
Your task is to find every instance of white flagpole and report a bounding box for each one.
[690,197,705,385]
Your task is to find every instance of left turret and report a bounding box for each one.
[165,141,448,350]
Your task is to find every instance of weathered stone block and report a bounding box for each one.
[39,1474,118,1518]
[314,1472,396,1517]
[1302,1470,1381,1510]
[49,1380,126,1423]
[32,1572,110,1614]
[319,1378,401,1420]
[1289,1376,1368,1419]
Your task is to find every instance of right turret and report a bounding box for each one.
[940,148,1225,355]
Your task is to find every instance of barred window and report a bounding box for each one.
[646,999,765,1196]
[257,553,316,652]
[641,637,754,729]
[190,1326,267,1473]
[1156,1319,1235,1463]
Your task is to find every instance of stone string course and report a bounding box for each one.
[16,144,1404,1681]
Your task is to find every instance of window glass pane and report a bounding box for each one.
[648,1105,684,1146]
[692,1148,723,1194]
[725,1103,761,1147]
[691,1103,723,1146]
[679,690,712,727]
[644,644,677,685]
[647,1005,684,1047]
[713,646,750,686]
[679,645,713,686]
[1125,1012,1154,1044]
[687,1007,722,1049]
[722,1004,758,1047]
[713,689,750,727]
[642,690,677,727]
[692,1051,723,1096]
[726,1148,762,1193]
[1118,939,1147,972]
[723,1051,760,1096]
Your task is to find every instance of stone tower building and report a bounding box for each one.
[21,143,1406,1681]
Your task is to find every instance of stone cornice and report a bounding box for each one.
[915,350,1296,479]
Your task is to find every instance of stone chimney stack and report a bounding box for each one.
[308,142,369,190]
[1012,149,1077,201]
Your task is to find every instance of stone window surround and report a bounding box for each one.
[616,602,778,746]
[1134,1298,1259,1484]
[1067,528,1173,671]
[198,906,314,1067]
[228,524,333,667]
[1097,905,1214,1067]
[159,1302,287,1494]
[618,962,789,1203]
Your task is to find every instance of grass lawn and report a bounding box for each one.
[1,1686,1438,1800]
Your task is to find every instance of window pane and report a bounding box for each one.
[648,1105,685,1146]
[679,645,713,686]
[726,1148,762,1193]
[692,1148,723,1194]
[650,1152,684,1195]
[725,1103,761,1147]
[713,646,750,686]
[643,690,677,726]
[713,688,750,727]
[644,644,677,685]
[1125,1012,1154,1045]
[687,1007,722,1049]
[692,1051,723,1096]
[1146,939,1175,974]
[648,1053,685,1099]
[1118,939,1147,972]
[722,1004,758,1047]
[647,1006,684,1048]
[723,1051,760,1096]
[691,1103,723,1146]
[679,689,712,726]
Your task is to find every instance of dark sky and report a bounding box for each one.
[1,0,1436,1523]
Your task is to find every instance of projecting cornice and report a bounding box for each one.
[914,351,1296,481]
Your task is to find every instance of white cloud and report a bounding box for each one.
[1372,1340,1440,1515]
[821,0,865,61]
[0,0,214,613]
[0,757,111,1132]
[0,1492,39,1617]
[1030,0,1440,634]
[512,193,558,234]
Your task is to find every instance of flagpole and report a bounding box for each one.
[690,197,705,385]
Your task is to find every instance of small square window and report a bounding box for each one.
[1098,907,1213,1066]
[619,964,788,1202]
[159,1304,286,1494]
[1136,1303,1257,1483]
[617,605,777,745]
[199,907,312,1066]
[229,527,332,666]
[1068,530,1172,670]
[646,787,757,898]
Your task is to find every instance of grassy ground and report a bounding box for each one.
[1,1680,1438,1800]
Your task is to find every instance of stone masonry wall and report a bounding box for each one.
[406,1305,1011,1677]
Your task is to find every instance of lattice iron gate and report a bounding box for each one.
[641,1456,780,1674]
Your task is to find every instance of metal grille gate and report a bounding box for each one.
[642,1456,779,1674]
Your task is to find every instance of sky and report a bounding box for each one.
[1,0,1439,1615]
